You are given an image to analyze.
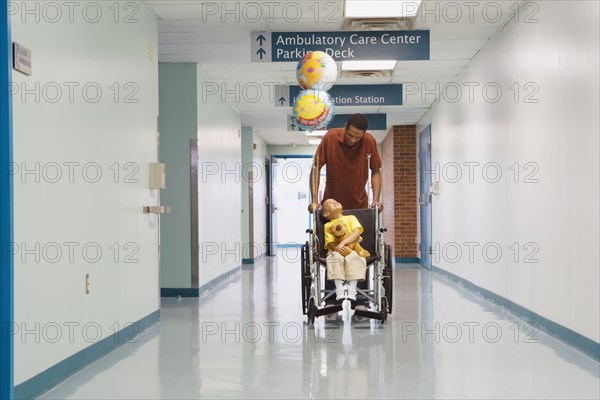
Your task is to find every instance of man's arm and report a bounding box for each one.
[371,168,383,211]
[308,161,322,213]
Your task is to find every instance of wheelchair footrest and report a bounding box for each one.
[353,308,383,321]
[314,304,343,317]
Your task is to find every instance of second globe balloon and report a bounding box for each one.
[292,89,335,131]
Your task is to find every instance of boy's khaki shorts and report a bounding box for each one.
[326,251,367,281]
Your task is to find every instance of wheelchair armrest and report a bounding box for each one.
[365,256,379,266]
[315,256,327,265]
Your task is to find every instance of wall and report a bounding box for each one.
[196,66,242,285]
[241,127,253,258]
[251,134,268,259]
[381,126,418,259]
[159,63,197,288]
[241,127,268,260]
[417,1,599,342]
[158,65,242,289]
[12,2,159,384]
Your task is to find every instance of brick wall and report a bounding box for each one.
[381,125,418,259]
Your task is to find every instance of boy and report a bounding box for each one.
[321,198,367,303]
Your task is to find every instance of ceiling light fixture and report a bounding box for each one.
[305,130,328,137]
[345,0,422,18]
[341,60,397,71]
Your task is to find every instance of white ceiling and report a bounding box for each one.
[147,0,519,145]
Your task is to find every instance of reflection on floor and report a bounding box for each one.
[40,250,600,399]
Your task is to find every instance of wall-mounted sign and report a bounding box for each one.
[13,43,32,76]
[252,30,430,62]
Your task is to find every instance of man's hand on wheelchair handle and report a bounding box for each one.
[372,201,384,211]
[307,202,320,213]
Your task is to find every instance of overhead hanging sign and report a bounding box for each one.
[252,31,430,62]
[287,113,387,131]
[275,84,403,107]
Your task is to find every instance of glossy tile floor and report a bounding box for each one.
[41,251,600,399]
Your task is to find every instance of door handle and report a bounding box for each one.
[143,206,171,214]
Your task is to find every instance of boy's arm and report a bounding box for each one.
[337,228,361,248]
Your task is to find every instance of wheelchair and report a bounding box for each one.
[301,207,393,325]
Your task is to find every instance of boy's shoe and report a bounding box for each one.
[347,288,357,301]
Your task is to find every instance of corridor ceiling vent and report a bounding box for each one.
[342,18,414,32]
[342,0,422,30]
[340,69,393,78]
[341,1,423,78]
[344,0,423,18]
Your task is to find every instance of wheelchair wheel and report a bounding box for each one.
[307,297,317,325]
[380,297,388,323]
[383,244,393,314]
[301,242,311,315]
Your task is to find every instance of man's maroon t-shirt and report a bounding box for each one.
[315,127,382,209]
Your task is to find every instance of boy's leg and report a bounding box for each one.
[325,252,346,304]
[333,279,345,300]
[347,280,358,300]
[345,251,367,307]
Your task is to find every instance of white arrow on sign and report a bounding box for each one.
[251,31,271,62]
[274,85,291,107]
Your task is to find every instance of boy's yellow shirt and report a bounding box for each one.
[323,215,363,250]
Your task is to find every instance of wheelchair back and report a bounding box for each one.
[314,208,377,259]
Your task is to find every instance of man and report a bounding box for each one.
[307,114,383,320]
[308,113,383,213]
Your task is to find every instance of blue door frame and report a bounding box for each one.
[0,0,14,398]
[418,126,432,270]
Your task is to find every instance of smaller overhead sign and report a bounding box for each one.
[277,84,402,107]
[276,85,402,107]
[288,113,387,132]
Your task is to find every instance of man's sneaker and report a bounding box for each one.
[352,305,369,322]
[324,312,339,322]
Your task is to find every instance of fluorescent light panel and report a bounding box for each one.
[305,130,328,137]
[345,0,422,18]
[341,60,397,71]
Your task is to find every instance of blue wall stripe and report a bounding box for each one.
[432,265,600,362]
[242,252,268,265]
[13,310,160,400]
[276,243,302,248]
[0,1,14,398]
[395,257,420,264]
[160,288,200,297]
[161,266,241,297]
